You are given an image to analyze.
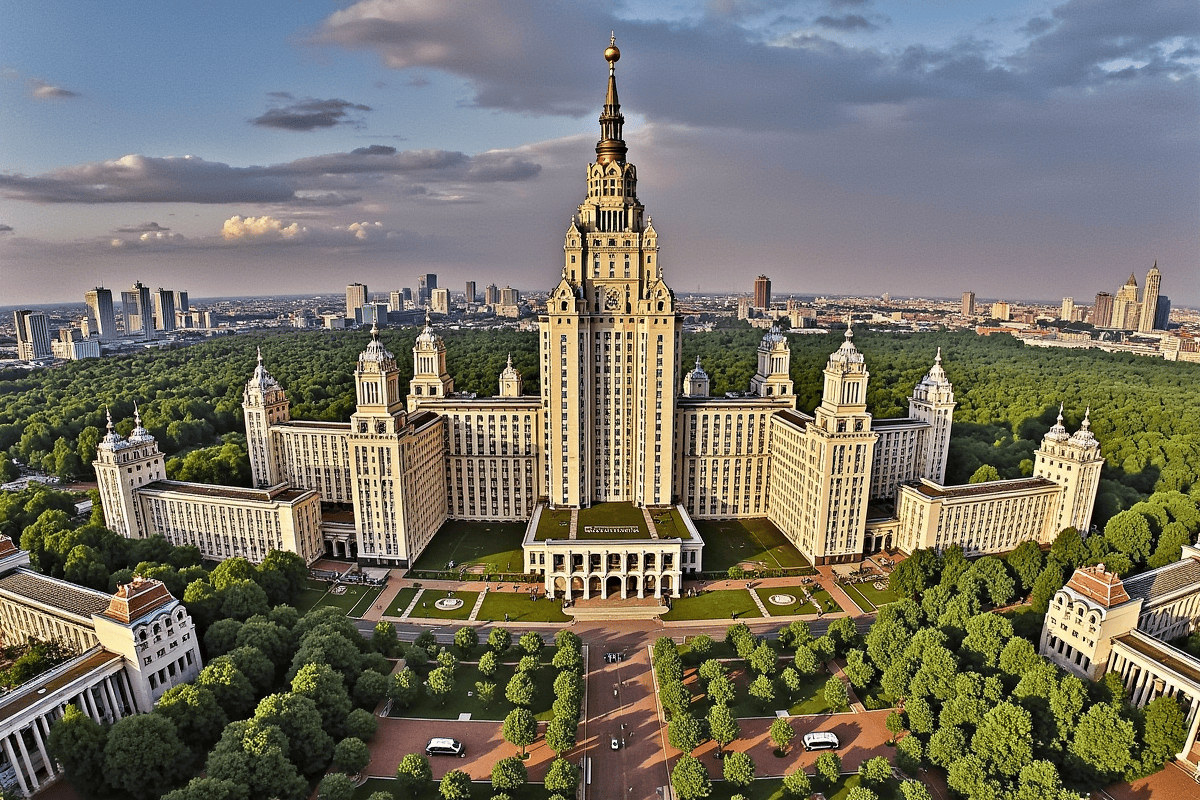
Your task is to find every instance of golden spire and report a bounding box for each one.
[596,34,627,165]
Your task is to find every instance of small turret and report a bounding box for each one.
[685,356,710,397]
[499,354,523,398]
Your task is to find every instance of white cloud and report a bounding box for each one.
[221,215,309,241]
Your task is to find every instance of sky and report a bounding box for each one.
[1,0,1197,307]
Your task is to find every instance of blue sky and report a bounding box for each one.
[2,0,1197,306]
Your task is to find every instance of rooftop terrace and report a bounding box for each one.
[533,503,692,542]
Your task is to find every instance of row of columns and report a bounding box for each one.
[545,570,681,600]
[1,669,135,797]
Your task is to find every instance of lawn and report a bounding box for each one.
[384,587,421,617]
[661,589,762,622]
[410,520,528,574]
[476,592,570,623]
[753,586,841,617]
[410,590,479,621]
[687,663,838,718]
[694,519,810,572]
[838,580,898,613]
[386,659,558,721]
[294,579,386,618]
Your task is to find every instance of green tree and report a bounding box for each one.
[505,670,536,707]
[396,753,432,798]
[318,773,356,800]
[1006,540,1045,593]
[1142,696,1188,772]
[345,708,378,743]
[698,658,726,685]
[749,674,775,709]
[770,716,796,754]
[47,704,109,798]
[161,778,249,800]
[671,754,712,800]
[155,684,228,766]
[885,711,904,744]
[972,702,1033,778]
[252,692,334,777]
[896,734,923,775]
[372,620,402,657]
[257,550,308,606]
[491,756,528,793]
[519,631,544,656]
[707,672,734,706]
[828,616,861,654]
[707,703,740,754]
[780,665,803,696]
[1104,510,1154,565]
[843,649,874,689]
[748,642,777,675]
[823,675,849,711]
[859,756,891,789]
[814,752,842,789]
[438,769,471,800]
[292,661,353,739]
[488,627,512,653]
[927,725,967,769]
[227,644,275,697]
[1068,701,1136,784]
[660,678,691,718]
[103,714,189,800]
[900,780,932,800]
[969,464,1002,483]
[333,736,371,774]
[544,758,581,795]
[687,633,715,659]
[426,666,455,706]
[1029,562,1066,613]
[552,644,582,672]
[546,714,578,755]
[782,768,811,797]
[1049,527,1087,570]
[355,669,389,710]
[197,658,257,721]
[669,711,703,753]
[723,750,756,787]
[503,707,537,755]
[389,667,421,707]
[453,626,478,654]
[962,612,1014,669]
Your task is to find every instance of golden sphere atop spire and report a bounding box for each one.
[605,33,620,64]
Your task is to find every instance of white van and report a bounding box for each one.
[426,738,466,757]
[802,731,840,751]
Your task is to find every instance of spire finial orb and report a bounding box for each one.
[605,34,620,65]
[935,346,942,364]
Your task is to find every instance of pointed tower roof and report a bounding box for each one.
[1148,260,1160,274]
[500,353,521,380]
[127,402,155,444]
[248,346,282,392]
[1045,403,1070,442]
[1070,407,1098,447]
[596,34,627,166]
[1125,272,1138,286]
[829,323,863,366]
[687,355,708,380]
[414,312,441,348]
[360,321,396,364]
[98,406,127,451]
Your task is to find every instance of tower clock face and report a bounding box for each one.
[604,287,622,310]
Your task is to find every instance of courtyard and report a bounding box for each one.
[409,520,528,576]
[694,518,812,574]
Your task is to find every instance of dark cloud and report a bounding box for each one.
[463,152,542,182]
[250,96,372,131]
[0,224,13,234]
[116,221,171,233]
[813,14,875,31]
[30,80,80,99]
[829,0,871,7]
[351,144,398,155]
[1021,17,1057,36]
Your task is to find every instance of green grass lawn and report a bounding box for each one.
[410,520,529,573]
[386,660,557,721]
[346,584,388,618]
[476,592,570,623]
[662,589,763,621]
[355,778,558,799]
[679,636,741,663]
[384,587,420,617]
[293,579,331,615]
[839,580,898,613]
[410,590,479,621]
[294,579,386,618]
[694,519,810,572]
[752,585,840,616]
[687,664,837,718]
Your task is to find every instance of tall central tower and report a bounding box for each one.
[541,37,681,509]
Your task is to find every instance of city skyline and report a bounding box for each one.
[1,1,1196,307]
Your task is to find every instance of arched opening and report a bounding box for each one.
[645,575,657,596]
[588,576,602,597]
[627,576,639,597]
[553,576,567,599]
[571,576,584,599]
[606,576,623,599]
[661,574,673,595]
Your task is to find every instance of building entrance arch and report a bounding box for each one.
[605,575,623,599]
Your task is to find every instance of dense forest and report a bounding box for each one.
[1,324,1197,526]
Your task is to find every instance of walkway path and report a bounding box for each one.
[466,590,487,621]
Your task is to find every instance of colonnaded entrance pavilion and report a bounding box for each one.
[521,503,704,601]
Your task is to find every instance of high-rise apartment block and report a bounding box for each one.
[1139,262,1161,333]
[961,291,975,316]
[1094,292,1114,328]
[1061,297,1074,321]
[346,283,369,322]
[154,288,176,332]
[485,284,500,305]
[431,288,450,315]
[753,275,771,309]
[13,311,52,360]
[389,291,404,312]
[465,281,476,304]
[990,301,1011,321]
[84,288,117,340]
[1112,273,1140,330]
[120,282,155,339]
[417,274,437,305]
[94,39,1105,594]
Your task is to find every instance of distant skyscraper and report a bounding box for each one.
[1139,262,1161,333]
[173,290,189,314]
[465,281,476,304]
[499,286,520,306]
[84,287,117,340]
[1093,292,1114,328]
[346,283,369,321]
[389,291,404,312]
[431,288,450,315]
[402,288,413,304]
[13,310,52,360]
[154,288,177,332]
[417,274,437,305]
[121,281,154,339]
[990,301,1011,321]
[485,284,500,305]
[753,275,771,309]
[1061,297,1074,321]
[1154,295,1171,331]
[961,291,975,316]
[1112,273,1140,330]
[737,296,750,320]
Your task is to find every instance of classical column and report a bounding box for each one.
[103,676,122,720]
[77,689,98,722]
[2,735,30,797]
[119,670,140,714]
[1179,697,1200,761]
[29,719,54,781]
[35,716,56,773]
[13,727,38,792]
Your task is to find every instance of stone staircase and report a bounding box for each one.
[566,596,668,621]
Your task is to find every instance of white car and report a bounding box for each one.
[611,736,619,750]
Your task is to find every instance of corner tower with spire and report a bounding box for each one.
[909,347,956,483]
[244,348,290,488]
[1035,406,1105,533]
[541,37,680,509]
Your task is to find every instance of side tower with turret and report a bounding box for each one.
[909,348,956,484]
[243,348,290,488]
[1035,407,1105,534]
[93,408,164,539]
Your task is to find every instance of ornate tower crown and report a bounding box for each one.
[596,34,626,166]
